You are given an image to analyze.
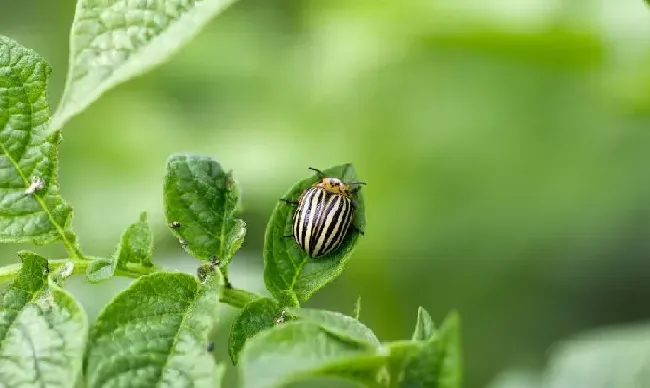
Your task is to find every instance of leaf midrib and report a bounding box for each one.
[0,278,49,362]
[153,281,204,387]
[3,63,77,256]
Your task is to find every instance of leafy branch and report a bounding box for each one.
[0,0,464,387]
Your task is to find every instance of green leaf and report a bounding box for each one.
[239,321,387,388]
[115,211,154,268]
[384,340,427,386]
[50,0,238,131]
[85,270,225,387]
[85,257,114,283]
[0,36,78,253]
[412,306,435,341]
[542,323,650,388]
[286,307,380,349]
[0,251,88,387]
[306,354,390,388]
[384,309,462,388]
[228,297,282,365]
[436,311,462,388]
[164,154,246,267]
[486,368,541,388]
[86,211,154,283]
[353,296,361,320]
[263,164,366,304]
[398,310,462,388]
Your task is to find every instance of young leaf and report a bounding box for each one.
[286,307,380,349]
[86,211,154,283]
[114,211,154,268]
[353,296,361,320]
[0,251,88,388]
[228,297,282,365]
[0,36,78,254]
[436,311,462,388]
[85,258,114,283]
[263,164,366,304]
[412,306,435,341]
[398,309,463,388]
[239,321,386,388]
[85,270,225,387]
[50,0,238,131]
[164,154,246,267]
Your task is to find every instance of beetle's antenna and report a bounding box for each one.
[308,167,325,178]
[348,181,366,186]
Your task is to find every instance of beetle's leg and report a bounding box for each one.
[350,185,365,195]
[308,167,326,179]
[223,172,233,191]
[351,224,365,236]
[280,198,299,206]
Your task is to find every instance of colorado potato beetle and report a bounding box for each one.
[282,167,365,258]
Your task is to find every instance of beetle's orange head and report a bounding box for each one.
[313,177,351,197]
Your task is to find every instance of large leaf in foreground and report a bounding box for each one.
[263,164,365,304]
[239,321,387,388]
[164,154,246,266]
[543,323,650,388]
[0,251,87,388]
[0,36,75,248]
[51,0,238,131]
[85,271,225,387]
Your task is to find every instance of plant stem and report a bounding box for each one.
[0,257,262,309]
[221,287,260,308]
[0,257,90,284]
[64,234,86,260]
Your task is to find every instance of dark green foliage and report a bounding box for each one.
[164,154,246,267]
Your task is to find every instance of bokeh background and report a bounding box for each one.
[3,1,650,387]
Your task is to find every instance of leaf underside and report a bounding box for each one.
[51,0,238,131]
[239,321,385,388]
[286,307,380,349]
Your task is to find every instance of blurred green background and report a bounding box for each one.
[3,1,650,387]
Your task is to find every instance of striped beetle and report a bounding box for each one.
[282,167,365,258]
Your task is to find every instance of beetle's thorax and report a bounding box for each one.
[313,177,351,197]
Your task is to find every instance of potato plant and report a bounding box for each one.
[0,1,462,387]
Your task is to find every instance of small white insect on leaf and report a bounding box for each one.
[25,176,45,195]
[58,261,74,279]
[274,310,287,325]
